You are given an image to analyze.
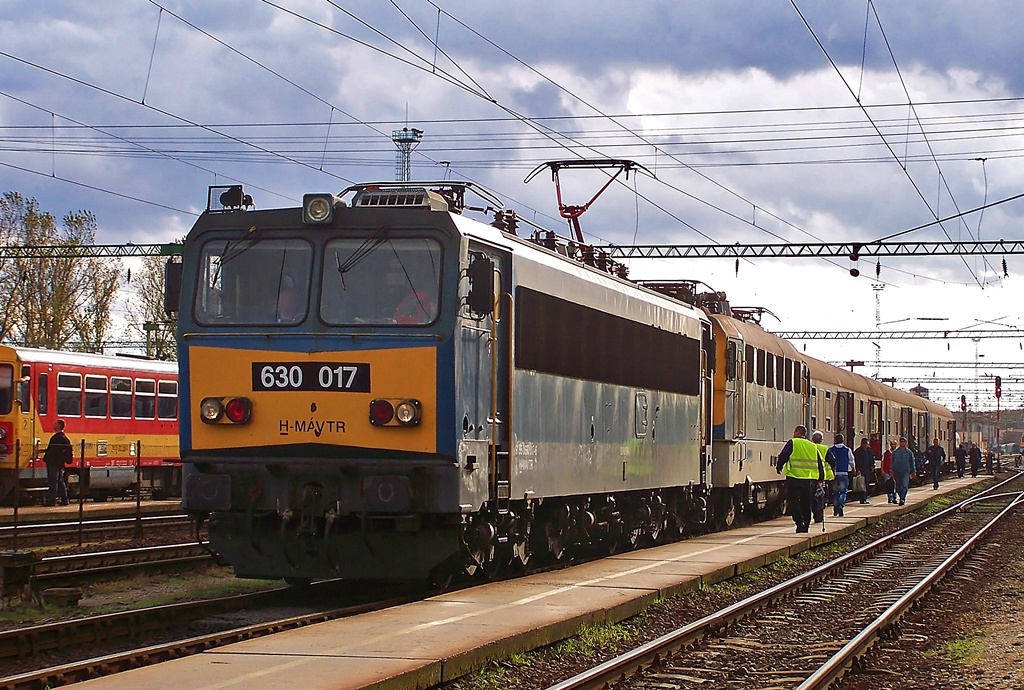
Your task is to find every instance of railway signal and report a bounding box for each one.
[995,375,1002,398]
[960,394,967,411]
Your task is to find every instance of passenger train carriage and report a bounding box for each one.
[0,346,180,502]
[173,180,954,584]
[702,296,954,523]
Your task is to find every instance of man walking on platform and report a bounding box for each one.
[926,438,946,490]
[882,439,897,503]
[891,436,916,506]
[776,425,825,533]
[43,419,72,506]
[853,437,875,504]
[954,443,968,479]
[969,442,982,477]
[826,433,854,517]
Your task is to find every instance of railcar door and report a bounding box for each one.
[835,391,854,445]
[725,338,744,438]
[868,399,883,450]
[458,243,512,510]
[700,322,713,484]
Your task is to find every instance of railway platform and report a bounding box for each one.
[0,499,182,526]
[72,477,987,690]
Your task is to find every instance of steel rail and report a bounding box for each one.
[797,491,1024,690]
[545,474,1021,690]
[0,515,191,548]
[32,543,212,585]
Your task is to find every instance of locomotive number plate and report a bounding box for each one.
[252,362,370,392]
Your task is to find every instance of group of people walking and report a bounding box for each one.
[776,425,963,533]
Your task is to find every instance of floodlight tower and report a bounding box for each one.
[392,127,423,182]
[872,283,884,378]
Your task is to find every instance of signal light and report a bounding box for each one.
[369,399,395,426]
[200,396,252,424]
[995,375,1002,399]
[224,397,253,424]
[960,394,967,411]
[369,399,422,427]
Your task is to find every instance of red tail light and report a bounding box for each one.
[224,397,253,424]
[369,399,395,426]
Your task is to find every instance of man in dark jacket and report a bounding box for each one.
[853,437,875,504]
[43,419,73,506]
[925,438,946,490]
[969,443,983,477]
[953,443,968,478]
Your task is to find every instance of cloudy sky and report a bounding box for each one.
[2,1,1023,414]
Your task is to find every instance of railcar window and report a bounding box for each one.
[776,356,785,390]
[38,373,48,416]
[158,381,178,420]
[135,379,156,419]
[321,237,442,326]
[794,364,802,394]
[756,348,765,386]
[0,364,12,415]
[744,344,754,383]
[764,352,774,389]
[811,415,817,428]
[84,375,108,418]
[825,390,832,400]
[195,239,312,326]
[725,341,737,380]
[111,377,132,419]
[783,358,792,391]
[56,373,82,417]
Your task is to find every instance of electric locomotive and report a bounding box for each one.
[174,182,714,583]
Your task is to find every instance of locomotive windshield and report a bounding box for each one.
[321,237,442,326]
[195,239,313,325]
[0,364,11,414]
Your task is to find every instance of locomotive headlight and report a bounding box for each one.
[303,193,337,224]
[395,400,421,426]
[0,427,6,439]
[200,398,224,423]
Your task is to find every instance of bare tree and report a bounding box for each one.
[1,192,123,351]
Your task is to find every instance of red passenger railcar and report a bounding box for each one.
[0,346,179,502]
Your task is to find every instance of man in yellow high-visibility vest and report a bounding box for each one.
[776,424,826,533]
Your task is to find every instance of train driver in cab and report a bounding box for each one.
[276,275,303,323]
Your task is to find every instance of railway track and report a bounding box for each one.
[0,581,426,689]
[32,542,213,587]
[0,515,192,549]
[545,473,1024,690]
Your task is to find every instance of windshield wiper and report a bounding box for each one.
[335,225,389,289]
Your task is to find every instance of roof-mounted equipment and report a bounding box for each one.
[208,185,254,212]
[524,159,653,244]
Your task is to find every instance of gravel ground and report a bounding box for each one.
[441,479,1024,690]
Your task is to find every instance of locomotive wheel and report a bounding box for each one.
[545,521,567,561]
[717,494,737,529]
[511,523,533,571]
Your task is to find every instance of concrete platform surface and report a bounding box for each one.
[72,476,985,690]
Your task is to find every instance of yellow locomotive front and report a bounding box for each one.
[178,185,466,582]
